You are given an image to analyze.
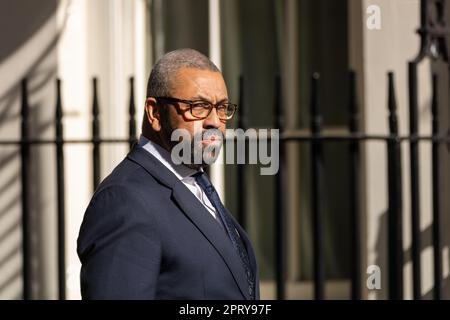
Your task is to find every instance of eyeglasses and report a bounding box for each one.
[156,97,237,120]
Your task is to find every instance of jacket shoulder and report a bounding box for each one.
[94,157,161,196]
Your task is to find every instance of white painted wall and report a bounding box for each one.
[57,0,148,299]
[208,0,225,200]
[0,0,66,299]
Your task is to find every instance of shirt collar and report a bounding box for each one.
[138,135,199,181]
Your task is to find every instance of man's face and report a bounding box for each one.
[150,67,229,168]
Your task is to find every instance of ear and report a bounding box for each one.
[145,97,162,132]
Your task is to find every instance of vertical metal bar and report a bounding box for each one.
[237,75,247,229]
[20,78,31,300]
[447,65,450,156]
[348,71,361,300]
[419,0,426,31]
[274,74,286,300]
[408,62,422,299]
[92,77,100,191]
[128,77,137,150]
[387,72,403,300]
[55,79,66,300]
[310,73,325,300]
[431,73,442,300]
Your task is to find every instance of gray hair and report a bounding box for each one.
[146,48,220,98]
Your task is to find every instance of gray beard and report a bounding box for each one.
[160,117,222,170]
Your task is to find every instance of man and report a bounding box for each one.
[77,48,259,299]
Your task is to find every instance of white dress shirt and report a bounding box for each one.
[138,135,219,221]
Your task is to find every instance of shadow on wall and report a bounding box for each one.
[0,0,59,296]
[0,101,57,300]
[374,209,450,299]
[0,0,57,62]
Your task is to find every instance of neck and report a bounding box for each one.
[142,131,171,154]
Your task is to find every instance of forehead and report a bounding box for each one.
[171,67,228,99]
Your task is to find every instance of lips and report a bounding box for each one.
[203,134,218,142]
[201,138,221,146]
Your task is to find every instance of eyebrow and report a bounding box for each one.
[193,95,229,104]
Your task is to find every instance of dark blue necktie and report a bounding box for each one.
[194,171,255,299]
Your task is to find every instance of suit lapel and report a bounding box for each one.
[127,146,180,189]
[172,183,250,299]
[127,146,251,299]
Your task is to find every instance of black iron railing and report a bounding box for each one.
[4,68,450,300]
[4,77,137,300]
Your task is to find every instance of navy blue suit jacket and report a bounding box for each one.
[77,145,260,299]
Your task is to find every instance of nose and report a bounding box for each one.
[202,107,221,129]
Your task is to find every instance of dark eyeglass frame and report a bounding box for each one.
[156,96,237,120]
